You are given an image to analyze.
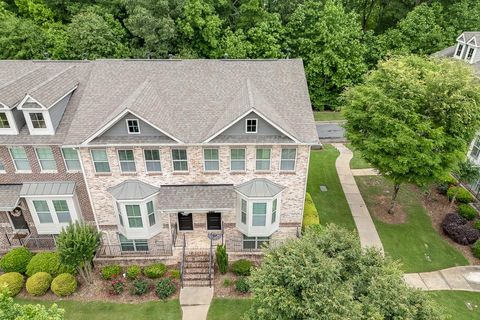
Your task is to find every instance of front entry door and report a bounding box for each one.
[207,212,222,230]
[178,212,193,231]
[8,210,29,230]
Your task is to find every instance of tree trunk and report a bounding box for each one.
[388,184,401,214]
[448,189,459,211]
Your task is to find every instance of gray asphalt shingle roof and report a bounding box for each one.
[234,178,285,197]
[108,179,160,201]
[157,185,235,211]
[20,181,76,196]
[0,184,22,211]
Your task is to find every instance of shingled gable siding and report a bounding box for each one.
[79,144,309,248]
[0,145,95,245]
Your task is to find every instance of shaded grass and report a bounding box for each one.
[345,143,371,169]
[313,111,345,121]
[356,175,468,272]
[15,298,182,320]
[207,298,253,320]
[307,145,356,232]
[427,291,480,320]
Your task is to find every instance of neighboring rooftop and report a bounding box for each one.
[433,31,480,75]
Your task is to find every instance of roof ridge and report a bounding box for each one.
[0,65,45,91]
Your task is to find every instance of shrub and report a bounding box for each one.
[26,272,52,296]
[126,265,142,280]
[436,174,458,194]
[144,263,166,279]
[130,279,150,296]
[101,265,122,280]
[216,245,228,274]
[155,278,176,299]
[231,259,252,276]
[223,278,233,287]
[26,252,74,277]
[0,272,24,296]
[51,273,77,297]
[447,186,475,203]
[475,220,480,231]
[458,204,478,221]
[169,269,180,280]
[442,213,479,245]
[303,192,320,231]
[0,247,33,273]
[473,240,480,259]
[109,279,125,295]
[235,277,250,293]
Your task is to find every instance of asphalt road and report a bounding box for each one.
[316,121,346,141]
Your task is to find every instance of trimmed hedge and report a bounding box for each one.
[0,272,24,297]
[447,186,475,203]
[442,213,480,245]
[302,192,320,231]
[26,252,74,277]
[458,204,478,221]
[126,265,142,280]
[143,263,167,279]
[101,265,122,280]
[0,247,33,273]
[473,240,480,259]
[26,272,52,296]
[231,259,252,276]
[51,273,77,297]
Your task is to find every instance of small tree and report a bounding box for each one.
[245,225,443,320]
[56,222,101,284]
[0,287,64,319]
[216,244,228,274]
[344,55,480,214]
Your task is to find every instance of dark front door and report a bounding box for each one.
[178,212,193,231]
[207,212,222,230]
[9,210,29,230]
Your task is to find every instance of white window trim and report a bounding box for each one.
[9,147,31,173]
[126,119,141,135]
[255,148,272,171]
[245,118,258,133]
[230,148,246,172]
[117,149,136,173]
[114,195,161,239]
[26,196,80,234]
[466,47,476,63]
[90,149,111,173]
[35,147,57,173]
[143,149,162,173]
[24,111,55,135]
[203,148,220,172]
[455,43,465,58]
[61,148,81,172]
[0,111,18,135]
[171,148,189,172]
[236,194,281,237]
[279,147,297,172]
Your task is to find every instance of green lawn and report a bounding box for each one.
[355,176,468,272]
[313,111,345,121]
[345,143,371,169]
[15,298,182,320]
[307,145,356,232]
[427,291,480,320]
[207,298,252,320]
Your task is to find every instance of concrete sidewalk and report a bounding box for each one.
[180,287,213,320]
[404,266,480,291]
[351,168,379,176]
[332,143,384,253]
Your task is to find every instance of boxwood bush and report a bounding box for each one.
[447,186,475,203]
[155,278,176,299]
[458,204,478,221]
[143,263,167,279]
[0,272,25,296]
[26,272,52,296]
[0,247,33,273]
[26,252,74,277]
[231,259,252,276]
[51,273,77,297]
[302,192,320,231]
[235,276,250,293]
[100,265,122,280]
[126,265,142,280]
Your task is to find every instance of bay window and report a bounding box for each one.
[252,203,267,226]
[33,200,53,223]
[126,204,143,228]
[114,196,161,239]
[147,201,156,226]
[27,197,80,234]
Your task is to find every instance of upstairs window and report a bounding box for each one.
[172,149,188,171]
[204,148,219,171]
[30,113,47,129]
[118,150,136,172]
[62,148,81,171]
[36,147,56,171]
[126,119,140,134]
[456,44,464,57]
[91,149,110,173]
[280,148,297,171]
[10,147,30,171]
[144,149,161,172]
[246,119,257,133]
[231,148,246,171]
[256,148,271,171]
[467,48,475,60]
[0,113,10,128]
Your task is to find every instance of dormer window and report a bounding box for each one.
[30,113,47,129]
[126,119,140,134]
[246,119,257,133]
[0,113,10,128]
[456,44,464,57]
[467,48,475,61]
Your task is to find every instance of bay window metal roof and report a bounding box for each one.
[157,184,235,211]
[234,178,285,198]
[20,181,75,196]
[0,184,22,211]
[108,179,160,201]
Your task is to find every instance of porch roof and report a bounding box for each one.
[157,184,235,211]
[20,181,75,196]
[0,184,22,211]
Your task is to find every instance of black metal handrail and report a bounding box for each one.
[96,240,173,257]
[208,237,213,287]
[171,223,178,247]
[180,234,186,288]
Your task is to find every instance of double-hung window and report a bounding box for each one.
[126,204,143,228]
[10,147,30,171]
[118,150,136,172]
[62,148,81,171]
[144,150,161,172]
[30,113,47,129]
[204,148,219,171]
[280,148,296,171]
[91,149,110,173]
[0,113,10,128]
[271,199,277,223]
[471,137,480,160]
[252,203,267,226]
[126,119,140,134]
[256,148,271,171]
[241,199,247,224]
[36,147,56,171]
[172,149,188,171]
[53,200,71,223]
[33,200,53,223]
[147,201,156,226]
[119,234,148,252]
[231,148,246,171]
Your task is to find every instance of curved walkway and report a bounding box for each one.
[404,266,480,292]
[331,143,384,253]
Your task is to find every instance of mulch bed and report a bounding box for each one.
[369,194,408,224]
[213,270,251,299]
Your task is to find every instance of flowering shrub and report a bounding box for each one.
[109,279,125,295]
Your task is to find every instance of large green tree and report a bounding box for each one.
[245,225,443,319]
[344,55,480,213]
[0,288,64,320]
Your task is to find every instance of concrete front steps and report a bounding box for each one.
[183,251,213,287]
